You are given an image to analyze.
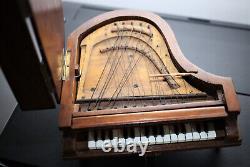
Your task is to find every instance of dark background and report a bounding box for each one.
[0,2,249,167]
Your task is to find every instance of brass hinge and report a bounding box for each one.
[62,49,71,81]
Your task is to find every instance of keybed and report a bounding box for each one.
[87,121,225,150]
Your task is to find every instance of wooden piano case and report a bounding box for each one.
[1,0,241,159]
[60,10,241,159]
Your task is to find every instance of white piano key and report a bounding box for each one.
[191,123,200,141]
[148,127,156,145]
[178,133,186,142]
[96,130,104,149]
[207,122,216,139]
[192,132,200,141]
[88,130,96,149]
[111,129,119,148]
[155,127,164,144]
[200,132,208,140]
[169,125,178,143]
[199,123,208,140]
[140,128,148,145]
[126,137,134,146]
[163,125,171,143]
[118,129,126,147]
[184,123,193,142]
[134,127,141,145]
[103,130,112,148]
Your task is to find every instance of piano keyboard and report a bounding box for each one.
[88,122,221,150]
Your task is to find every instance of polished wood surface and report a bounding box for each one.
[72,100,224,117]
[29,0,65,101]
[0,0,241,160]
[1,0,66,109]
[59,10,240,128]
[65,139,241,159]
[56,10,241,158]
[1,0,55,110]
[72,106,227,129]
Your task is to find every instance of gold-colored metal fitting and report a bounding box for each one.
[62,49,71,81]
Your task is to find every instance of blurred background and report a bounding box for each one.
[0,0,249,166]
[65,0,250,26]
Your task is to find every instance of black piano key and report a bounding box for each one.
[153,126,157,137]
[145,126,150,137]
[123,128,128,139]
[196,122,201,133]
[130,127,135,138]
[204,121,209,133]
[159,125,164,136]
[93,130,97,141]
[181,123,186,134]
[101,130,105,140]
[109,129,113,139]
[174,124,179,134]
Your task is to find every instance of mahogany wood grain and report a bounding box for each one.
[72,100,224,117]
[72,106,227,129]
[1,0,55,110]
[29,0,65,101]
[59,10,240,128]
[57,10,241,158]
[64,139,241,159]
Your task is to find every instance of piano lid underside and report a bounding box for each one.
[75,20,218,112]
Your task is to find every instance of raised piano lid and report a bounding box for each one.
[29,0,65,102]
[1,0,64,110]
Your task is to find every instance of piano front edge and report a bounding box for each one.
[61,106,241,159]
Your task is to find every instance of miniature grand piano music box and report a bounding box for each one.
[1,0,241,159]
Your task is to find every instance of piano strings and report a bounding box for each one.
[78,20,209,112]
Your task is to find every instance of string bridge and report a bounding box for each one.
[77,93,209,103]
[76,93,214,112]
[150,71,198,78]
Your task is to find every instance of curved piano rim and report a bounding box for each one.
[59,10,240,129]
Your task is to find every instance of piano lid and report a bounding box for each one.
[28,0,65,101]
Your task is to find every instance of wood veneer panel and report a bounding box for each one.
[72,106,227,129]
